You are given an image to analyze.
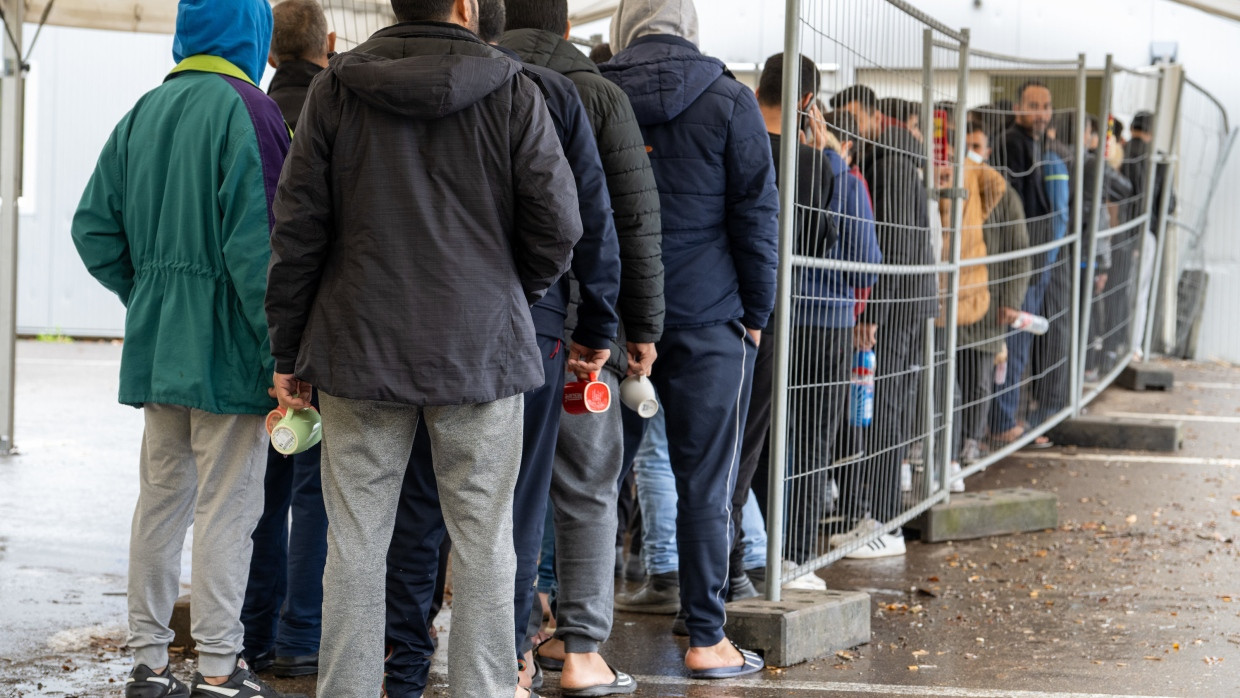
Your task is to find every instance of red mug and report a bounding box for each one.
[563,372,611,415]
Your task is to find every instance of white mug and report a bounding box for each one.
[619,375,659,418]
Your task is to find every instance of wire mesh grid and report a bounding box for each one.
[766,0,967,582]
[321,0,395,50]
[1166,79,1232,357]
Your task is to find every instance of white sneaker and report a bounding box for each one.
[900,462,912,492]
[844,532,907,559]
[781,560,828,590]
[948,461,965,493]
[828,517,881,548]
[960,438,982,465]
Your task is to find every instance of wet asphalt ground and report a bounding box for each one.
[1,340,1238,697]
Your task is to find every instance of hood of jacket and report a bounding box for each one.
[500,27,600,77]
[334,22,519,120]
[599,36,722,126]
[173,0,272,85]
[610,0,700,51]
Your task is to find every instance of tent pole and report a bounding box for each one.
[0,0,24,455]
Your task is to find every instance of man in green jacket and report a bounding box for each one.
[71,1,293,697]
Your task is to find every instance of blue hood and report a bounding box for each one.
[173,0,273,85]
[601,36,723,126]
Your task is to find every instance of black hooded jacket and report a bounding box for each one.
[500,28,664,346]
[857,126,937,326]
[266,22,582,406]
[267,58,322,130]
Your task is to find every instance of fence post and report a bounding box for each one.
[1127,67,1166,352]
[937,29,970,497]
[762,0,803,603]
[1069,54,1087,417]
[1142,65,1186,361]
[1078,55,1114,397]
[919,28,938,501]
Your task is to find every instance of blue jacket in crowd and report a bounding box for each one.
[1044,149,1070,265]
[600,36,779,331]
[499,47,621,349]
[795,149,882,329]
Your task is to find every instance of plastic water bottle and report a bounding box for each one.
[1010,311,1050,335]
[849,349,876,427]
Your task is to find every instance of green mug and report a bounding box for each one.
[269,407,322,455]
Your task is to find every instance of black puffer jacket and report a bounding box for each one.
[500,28,664,356]
[858,126,937,326]
[267,22,581,406]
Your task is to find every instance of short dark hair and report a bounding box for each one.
[966,120,986,136]
[877,97,918,122]
[1015,79,1050,104]
[1131,110,1153,133]
[588,42,613,64]
[504,0,568,34]
[270,0,329,64]
[757,53,818,108]
[829,84,877,113]
[1110,116,1125,138]
[824,110,859,144]
[477,0,505,42]
[390,0,456,23]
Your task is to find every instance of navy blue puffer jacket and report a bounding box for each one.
[601,36,779,330]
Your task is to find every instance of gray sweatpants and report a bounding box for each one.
[551,369,624,654]
[317,392,523,698]
[128,404,268,678]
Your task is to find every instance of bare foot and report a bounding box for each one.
[684,638,744,672]
[536,637,565,662]
[561,652,619,690]
[514,687,535,698]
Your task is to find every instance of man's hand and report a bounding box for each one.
[567,342,610,381]
[1094,273,1108,295]
[997,306,1021,325]
[746,328,762,347]
[273,372,313,409]
[853,323,878,350]
[799,102,831,151]
[626,342,657,377]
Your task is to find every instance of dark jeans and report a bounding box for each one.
[842,319,924,524]
[383,334,565,698]
[649,321,756,647]
[958,348,996,443]
[990,266,1051,434]
[241,441,327,658]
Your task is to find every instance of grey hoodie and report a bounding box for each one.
[610,0,700,51]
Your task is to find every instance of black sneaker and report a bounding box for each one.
[126,665,189,698]
[189,660,305,698]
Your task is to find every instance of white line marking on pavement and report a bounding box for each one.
[628,674,1178,697]
[1020,452,1240,467]
[1183,381,1240,390]
[1097,411,1240,424]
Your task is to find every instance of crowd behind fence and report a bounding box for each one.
[762,0,1235,598]
[317,0,1235,603]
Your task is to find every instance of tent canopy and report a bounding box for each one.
[21,0,622,35]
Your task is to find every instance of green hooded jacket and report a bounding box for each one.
[72,1,290,414]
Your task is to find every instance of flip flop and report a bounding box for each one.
[530,660,543,692]
[560,664,637,696]
[687,642,765,680]
[533,644,563,672]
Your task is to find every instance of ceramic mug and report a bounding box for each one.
[268,407,322,455]
[563,372,611,415]
[619,374,659,418]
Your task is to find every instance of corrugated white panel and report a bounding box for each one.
[16,24,175,337]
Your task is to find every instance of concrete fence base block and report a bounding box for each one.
[911,488,1058,543]
[1051,416,1182,452]
[724,589,869,667]
[1116,364,1175,391]
[170,594,195,653]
